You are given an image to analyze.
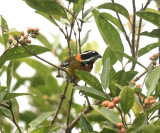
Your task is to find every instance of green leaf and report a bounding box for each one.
[0,45,50,68]
[100,127,117,133]
[92,105,120,124]
[145,66,160,97]
[137,124,160,133]
[75,70,103,92]
[136,11,160,27]
[146,102,160,115]
[1,15,9,47]
[155,83,160,98]
[74,86,106,100]
[29,111,55,132]
[80,114,93,132]
[109,70,138,97]
[3,93,32,102]
[81,30,91,46]
[139,29,160,38]
[100,13,123,31]
[102,46,117,65]
[138,42,160,57]
[101,58,110,90]
[97,2,130,20]
[36,33,52,49]
[24,0,67,18]
[120,86,134,114]
[7,61,14,92]
[31,126,60,133]
[0,89,7,103]
[92,10,124,62]
[0,98,19,121]
[114,50,147,69]
[73,0,85,14]
[8,31,21,38]
[131,113,147,132]
[66,0,78,3]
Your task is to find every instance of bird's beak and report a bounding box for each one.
[97,54,102,59]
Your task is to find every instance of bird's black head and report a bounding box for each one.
[80,50,102,64]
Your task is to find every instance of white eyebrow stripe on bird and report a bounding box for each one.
[81,56,96,62]
[81,51,96,55]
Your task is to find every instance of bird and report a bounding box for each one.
[56,50,102,84]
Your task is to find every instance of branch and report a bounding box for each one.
[9,100,22,133]
[133,69,148,82]
[66,100,101,131]
[66,87,74,126]
[111,0,132,49]
[20,44,69,74]
[130,0,136,70]
[48,82,69,132]
[143,0,152,10]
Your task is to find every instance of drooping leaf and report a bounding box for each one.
[3,93,32,102]
[120,86,134,114]
[92,10,124,62]
[136,11,160,27]
[81,30,91,46]
[83,7,95,18]
[36,33,52,49]
[145,66,160,97]
[6,61,14,92]
[100,12,123,31]
[28,111,55,132]
[146,102,160,115]
[74,86,106,100]
[80,114,93,132]
[114,50,147,69]
[139,29,160,38]
[138,43,160,57]
[92,105,120,124]
[0,45,50,68]
[1,15,9,47]
[24,0,67,18]
[137,124,160,133]
[97,2,130,20]
[101,58,110,90]
[102,46,117,65]
[0,98,19,122]
[75,70,103,92]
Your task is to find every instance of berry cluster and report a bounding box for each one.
[149,53,159,66]
[8,27,40,47]
[102,96,120,109]
[116,123,125,133]
[143,96,156,109]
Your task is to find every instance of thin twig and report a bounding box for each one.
[130,0,136,70]
[67,100,101,131]
[66,86,74,126]
[9,100,22,133]
[111,0,132,49]
[143,0,152,10]
[0,103,10,109]
[133,69,148,82]
[49,15,67,38]
[20,44,68,73]
[48,82,69,132]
